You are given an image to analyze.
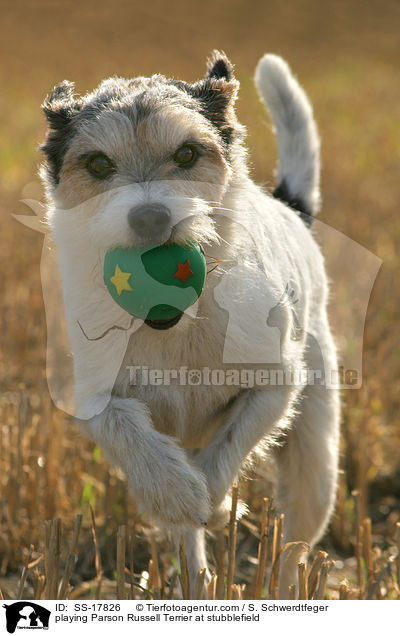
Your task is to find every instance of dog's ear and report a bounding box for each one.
[182,51,240,145]
[41,81,82,186]
[202,50,239,103]
[205,50,234,82]
[42,80,81,125]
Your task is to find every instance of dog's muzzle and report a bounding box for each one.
[128,203,171,242]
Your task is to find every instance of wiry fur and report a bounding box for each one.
[255,54,321,224]
[40,52,340,598]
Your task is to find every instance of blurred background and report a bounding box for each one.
[0,0,399,599]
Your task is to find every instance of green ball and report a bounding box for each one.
[104,243,207,321]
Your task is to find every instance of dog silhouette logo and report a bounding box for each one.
[3,602,50,633]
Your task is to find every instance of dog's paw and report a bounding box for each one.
[159,466,211,528]
[133,445,211,528]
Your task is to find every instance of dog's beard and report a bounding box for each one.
[47,182,228,339]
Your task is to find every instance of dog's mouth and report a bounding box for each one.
[144,313,183,330]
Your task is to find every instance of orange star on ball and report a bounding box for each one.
[174,259,194,284]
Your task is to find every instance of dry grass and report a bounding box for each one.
[2,486,399,600]
[1,0,400,601]
[0,395,399,599]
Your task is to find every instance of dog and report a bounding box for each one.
[40,51,340,598]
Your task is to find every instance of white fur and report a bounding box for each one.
[44,54,340,598]
[255,54,321,215]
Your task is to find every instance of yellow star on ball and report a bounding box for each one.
[110,264,132,296]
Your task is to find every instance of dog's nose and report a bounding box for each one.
[128,203,171,240]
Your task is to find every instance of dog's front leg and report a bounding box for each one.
[79,396,210,527]
[194,386,296,508]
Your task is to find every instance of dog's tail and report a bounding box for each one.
[254,54,320,226]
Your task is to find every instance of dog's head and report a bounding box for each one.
[40,51,246,253]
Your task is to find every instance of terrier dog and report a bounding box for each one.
[40,52,340,598]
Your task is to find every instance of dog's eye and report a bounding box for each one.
[173,145,198,168]
[86,153,115,179]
